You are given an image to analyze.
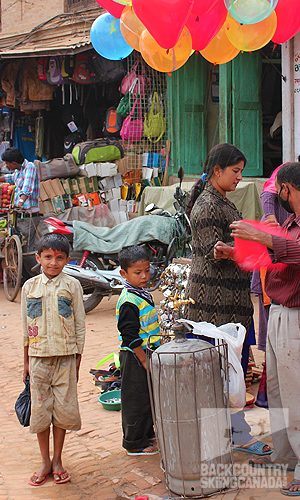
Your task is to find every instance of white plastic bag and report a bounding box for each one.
[179,320,246,410]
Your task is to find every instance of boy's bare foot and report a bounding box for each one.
[29,460,52,486]
[52,460,70,484]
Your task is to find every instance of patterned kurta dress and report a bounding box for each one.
[185,183,253,332]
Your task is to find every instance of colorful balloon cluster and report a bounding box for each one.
[91,0,300,71]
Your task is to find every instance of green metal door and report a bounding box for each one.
[219,52,263,176]
[167,54,208,176]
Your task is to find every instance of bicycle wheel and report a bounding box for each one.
[4,235,23,301]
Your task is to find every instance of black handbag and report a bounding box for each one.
[15,374,31,427]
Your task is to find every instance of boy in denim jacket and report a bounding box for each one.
[22,233,85,486]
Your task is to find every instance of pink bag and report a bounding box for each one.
[120,61,146,98]
[120,97,143,147]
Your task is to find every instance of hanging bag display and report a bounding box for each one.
[144,92,166,143]
[120,61,146,98]
[120,97,143,147]
[117,78,140,118]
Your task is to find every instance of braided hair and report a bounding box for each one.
[186,143,247,218]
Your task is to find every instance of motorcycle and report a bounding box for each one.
[44,168,191,313]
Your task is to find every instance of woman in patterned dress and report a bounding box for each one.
[185,143,272,456]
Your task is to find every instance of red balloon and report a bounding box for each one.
[233,220,290,272]
[94,0,124,18]
[132,0,194,49]
[191,0,218,17]
[187,0,227,52]
[272,0,300,44]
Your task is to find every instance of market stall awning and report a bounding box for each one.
[0,6,104,58]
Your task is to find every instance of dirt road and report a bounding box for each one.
[0,288,288,500]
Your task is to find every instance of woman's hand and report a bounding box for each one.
[214,241,233,260]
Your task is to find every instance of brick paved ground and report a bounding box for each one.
[0,289,292,499]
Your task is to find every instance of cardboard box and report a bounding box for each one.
[70,178,80,195]
[123,169,142,185]
[39,200,54,215]
[88,176,98,193]
[51,178,65,196]
[86,192,100,206]
[116,154,143,175]
[62,194,72,209]
[75,194,88,207]
[43,179,57,199]
[51,196,65,214]
[100,177,115,191]
[128,212,139,220]
[113,173,123,188]
[108,198,119,212]
[96,162,117,177]
[60,178,72,195]
[39,182,49,201]
[111,187,121,199]
[83,162,97,177]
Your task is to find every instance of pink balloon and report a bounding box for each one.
[272,0,300,44]
[132,0,194,49]
[191,0,218,17]
[94,0,124,18]
[187,0,227,52]
[233,220,290,272]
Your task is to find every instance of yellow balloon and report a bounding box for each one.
[140,27,192,73]
[120,6,145,51]
[200,23,240,65]
[225,11,277,51]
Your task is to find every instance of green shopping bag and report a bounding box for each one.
[117,77,140,118]
[144,92,166,143]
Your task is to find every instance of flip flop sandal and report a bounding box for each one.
[28,472,51,486]
[233,440,273,455]
[53,470,70,484]
[249,456,294,472]
[281,480,300,496]
[127,444,158,456]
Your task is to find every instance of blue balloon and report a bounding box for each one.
[90,13,133,60]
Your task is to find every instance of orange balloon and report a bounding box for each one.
[200,23,240,65]
[225,12,277,52]
[120,6,145,51]
[140,27,192,73]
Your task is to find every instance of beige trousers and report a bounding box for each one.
[267,304,300,478]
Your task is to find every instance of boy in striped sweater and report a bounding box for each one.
[116,246,160,455]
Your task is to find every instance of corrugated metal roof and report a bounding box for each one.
[0,6,104,58]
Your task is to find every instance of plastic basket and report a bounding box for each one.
[98,389,121,411]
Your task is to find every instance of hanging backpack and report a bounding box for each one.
[61,55,75,84]
[46,56,64,85]
[73,54,96,85]
[120,97,143,147]
[90,53,125,83]
[104,107,123,138]
[37,57,48,82]
[143,92,166,143]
